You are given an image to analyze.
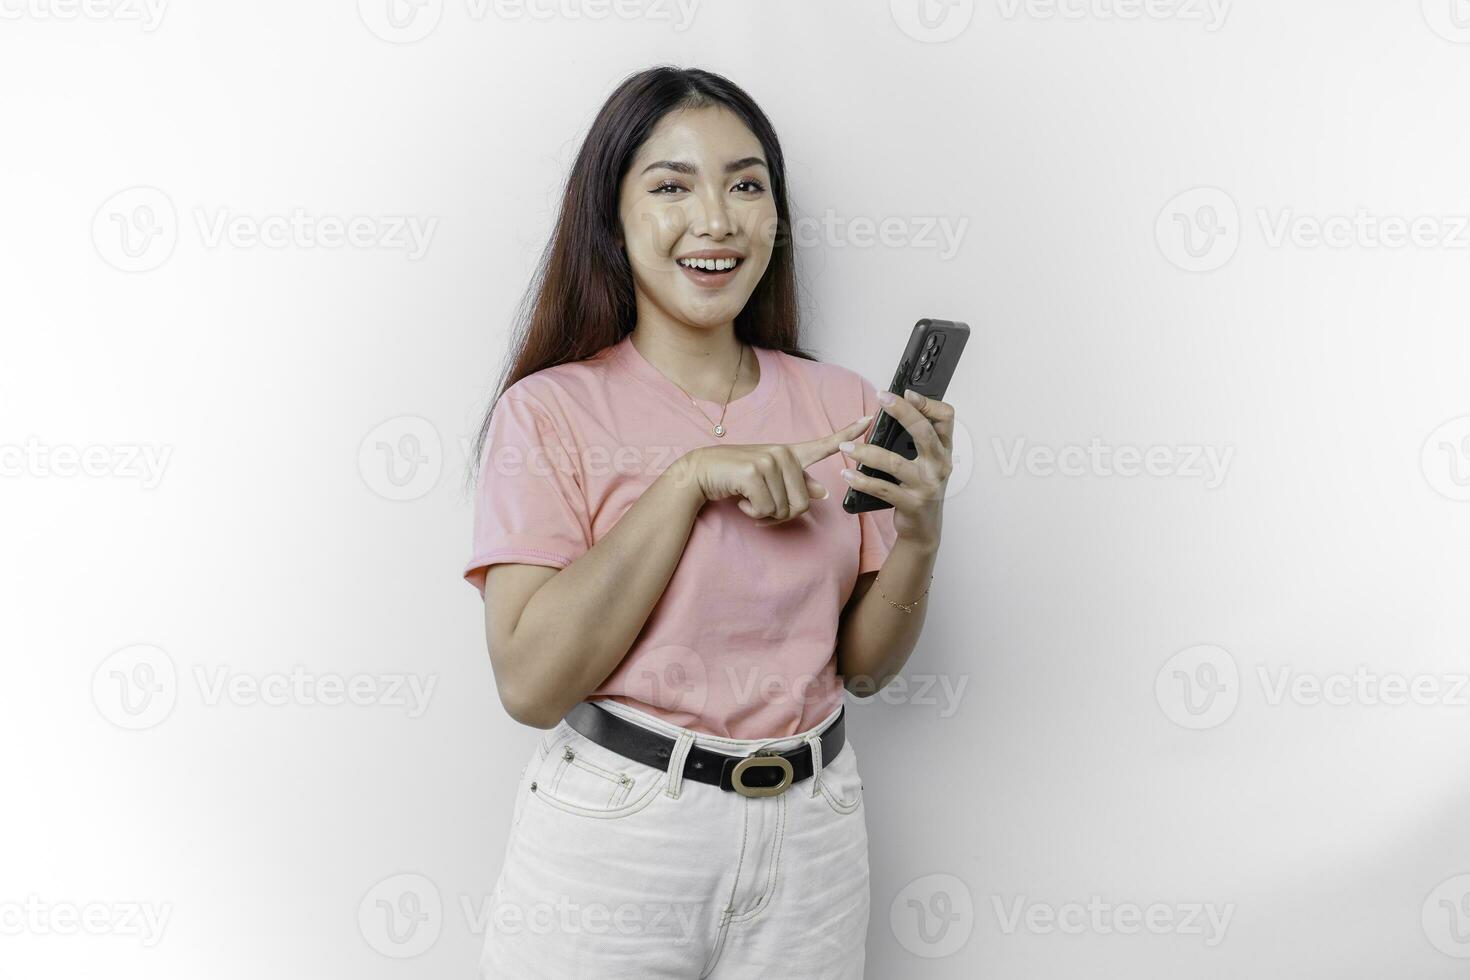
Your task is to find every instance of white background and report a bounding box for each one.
[4,0,1470,976]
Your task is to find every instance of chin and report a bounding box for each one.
[676,299,751,327]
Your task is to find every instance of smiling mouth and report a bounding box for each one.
[677,256,742,272]
[676,256,743,287]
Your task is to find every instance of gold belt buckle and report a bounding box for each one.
[731,750,794,798]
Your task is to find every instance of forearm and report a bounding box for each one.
[505,461,705,724]
[835,534,939,695]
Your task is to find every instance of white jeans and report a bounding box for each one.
[478,698,870,979]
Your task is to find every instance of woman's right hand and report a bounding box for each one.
[672,415,874,525]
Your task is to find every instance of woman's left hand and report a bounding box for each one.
[838,388,954,547]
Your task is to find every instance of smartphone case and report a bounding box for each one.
[842,318,970,515]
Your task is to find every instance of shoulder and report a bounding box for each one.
[495,346,621,425]
[768,347,882,415]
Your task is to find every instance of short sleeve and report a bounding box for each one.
[463,392,592,596]
[856,376,900,576]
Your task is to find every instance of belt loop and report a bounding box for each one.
[805,729,825,798]
[665,730,695,799]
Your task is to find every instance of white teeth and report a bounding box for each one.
[678,257,739,272]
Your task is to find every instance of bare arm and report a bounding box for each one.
[483,460,707,729]
[836,535,939,696]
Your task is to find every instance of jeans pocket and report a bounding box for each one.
[528,724,666,819]
[817,742,863,814]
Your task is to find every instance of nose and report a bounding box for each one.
[691,185,733,239]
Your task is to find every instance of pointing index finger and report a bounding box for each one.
[793,415,872,469]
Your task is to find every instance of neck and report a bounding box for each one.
[627,319,752,402]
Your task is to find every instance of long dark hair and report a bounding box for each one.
[468,65,817,482]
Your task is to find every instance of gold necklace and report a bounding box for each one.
[664,343,746,437]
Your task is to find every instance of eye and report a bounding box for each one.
[733,179,766,194]
[651,180,686,194]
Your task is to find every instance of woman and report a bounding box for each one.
[463,65,953,978]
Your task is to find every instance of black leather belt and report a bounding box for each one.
[563,700,845,798]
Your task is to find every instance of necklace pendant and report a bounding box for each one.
[713,424,725,437]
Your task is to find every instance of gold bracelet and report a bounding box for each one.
[876,574,932,614]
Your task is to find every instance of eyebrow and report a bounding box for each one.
[638,156,768,177]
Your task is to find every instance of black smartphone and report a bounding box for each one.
[843,318,970,514]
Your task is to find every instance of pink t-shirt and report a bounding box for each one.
[463,333,898,739]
